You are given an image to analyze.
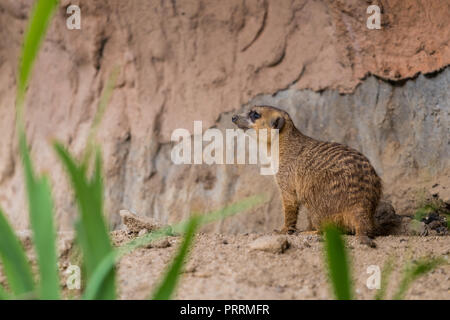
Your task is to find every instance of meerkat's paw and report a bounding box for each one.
[301,230,321,235]
[274,227,298,235]
[359,236,377,248]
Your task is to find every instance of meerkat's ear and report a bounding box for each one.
[271,116,285,130]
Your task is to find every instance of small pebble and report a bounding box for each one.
[138,228,148,237]
[248,236,290,254]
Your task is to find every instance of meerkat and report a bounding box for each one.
[232,105,382,247]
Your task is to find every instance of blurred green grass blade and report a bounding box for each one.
[374,257,394,300]
[55,69,117,300]
[19,132,60,299]
[323,225,353,300]
[82,251,116,300]
[0,283,11,300]
[11,0,60,300]
[83,227,174,300]
[54,143,115,299]
[0,208,35,296]
[152,216,199,300]
[393,257,446,300]
[82,68,119,166]
[195,194,265,228]
[17,0,59,108]
[84,195,266,300]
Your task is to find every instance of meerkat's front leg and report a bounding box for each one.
[277,191,299,234]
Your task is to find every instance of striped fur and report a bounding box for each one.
[232,106,382,247]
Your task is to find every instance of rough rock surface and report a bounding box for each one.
[0,1,449,232]
[248,235,290,254]
[119,209,164,234]
[374,200,401,235]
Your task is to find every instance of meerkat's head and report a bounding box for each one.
[231,105,292,134]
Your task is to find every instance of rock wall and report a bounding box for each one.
[0,0,448,232]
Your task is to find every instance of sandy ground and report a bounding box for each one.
[113,232,450,300]
[0,230,448,300]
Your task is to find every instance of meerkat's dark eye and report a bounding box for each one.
[249,110,261,121]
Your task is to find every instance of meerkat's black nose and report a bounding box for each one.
[232,115,238,123]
